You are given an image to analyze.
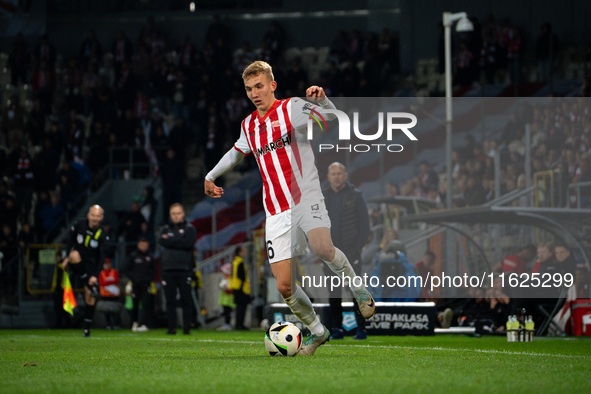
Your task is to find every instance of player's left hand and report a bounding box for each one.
[88,276,97,286]
[306,86,326,102]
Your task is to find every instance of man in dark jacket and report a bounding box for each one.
[160,204,197,335]
[322,163,371,340]
[126,238,155,332]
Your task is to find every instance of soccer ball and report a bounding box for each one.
[264,321,303,356]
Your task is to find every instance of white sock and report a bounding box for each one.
[283,285,324,336]
[323,247,364,294]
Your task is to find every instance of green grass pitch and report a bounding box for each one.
[1,329,590,394]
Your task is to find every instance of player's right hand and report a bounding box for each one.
[61,258,69,270]
[204,179,224,198]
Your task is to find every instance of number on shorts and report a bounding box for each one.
[267,240,275,259]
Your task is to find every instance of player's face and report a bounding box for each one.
[327,165,347,191]
[169,206,185,224]
[244,74,276,114]
[87,206,104,229]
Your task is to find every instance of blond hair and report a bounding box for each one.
[242,60,274,82]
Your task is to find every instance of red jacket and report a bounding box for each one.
[99,268,120,298]
[500,254,525,274]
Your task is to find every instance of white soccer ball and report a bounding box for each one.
[264,321,303,357]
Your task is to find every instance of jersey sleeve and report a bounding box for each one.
[288,97,337,131]
[234,120,251,155]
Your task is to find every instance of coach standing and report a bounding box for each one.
[322,162,371,340]
[160,203,197,335]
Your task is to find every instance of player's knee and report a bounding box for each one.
[312,244,335,262]
[69,250,81,263]
[276,282,292,299]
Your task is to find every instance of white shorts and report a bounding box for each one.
[265,198,331,264]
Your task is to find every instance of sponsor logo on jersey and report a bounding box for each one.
[302,103,328,131]
[77,234,83,244]
[90,239,98,248]
[253,135,292,159]
[179,229,184,234]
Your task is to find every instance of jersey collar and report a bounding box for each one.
[256,99,280,123]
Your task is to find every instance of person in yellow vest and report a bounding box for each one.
[230,245,250,330]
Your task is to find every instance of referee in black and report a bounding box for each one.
[62,204,110,337]
[160,203,197,335]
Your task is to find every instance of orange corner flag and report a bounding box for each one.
[62,270,76,316]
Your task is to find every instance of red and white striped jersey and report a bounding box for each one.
[234,97,330,217]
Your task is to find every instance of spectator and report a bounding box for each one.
[419,161,438,192]
[17,222,35,250]
[79,29,103,68]
[120,201,147,252]
[479,34,498,84]
[140,186,158,231]
[13,148,35,219]
[225,91,248,139]
[540,244,576,278]
[31,61,57,114]
[113,30,133,80]
[34,34,56,67]
[0,223,19,298]
[27,99,45,147]
[234,41,256,73]
[47,121,64,157]
[8,32,28,87]
[97,258,122,330]
[263,21,285,64]
[2,95,28,147]
[40,192,65,240]
[35,139,59,192]
[1,197,19,235]
[126,238,155,332]
[160,149,184,218]
[230,246,250,331]
[34,190,49,240]
[465,175,487,206]
[535,23,559,82]
[506,27,523,83]
[456,43,474,87]
[57,161,80,208]
[168,116,192,161]
[493,244,537,274]
[137,222,156,251]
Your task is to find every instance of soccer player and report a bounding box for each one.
[62,205,110,337]
[204,60,375,355]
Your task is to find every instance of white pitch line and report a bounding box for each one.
[3,335,589,360]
